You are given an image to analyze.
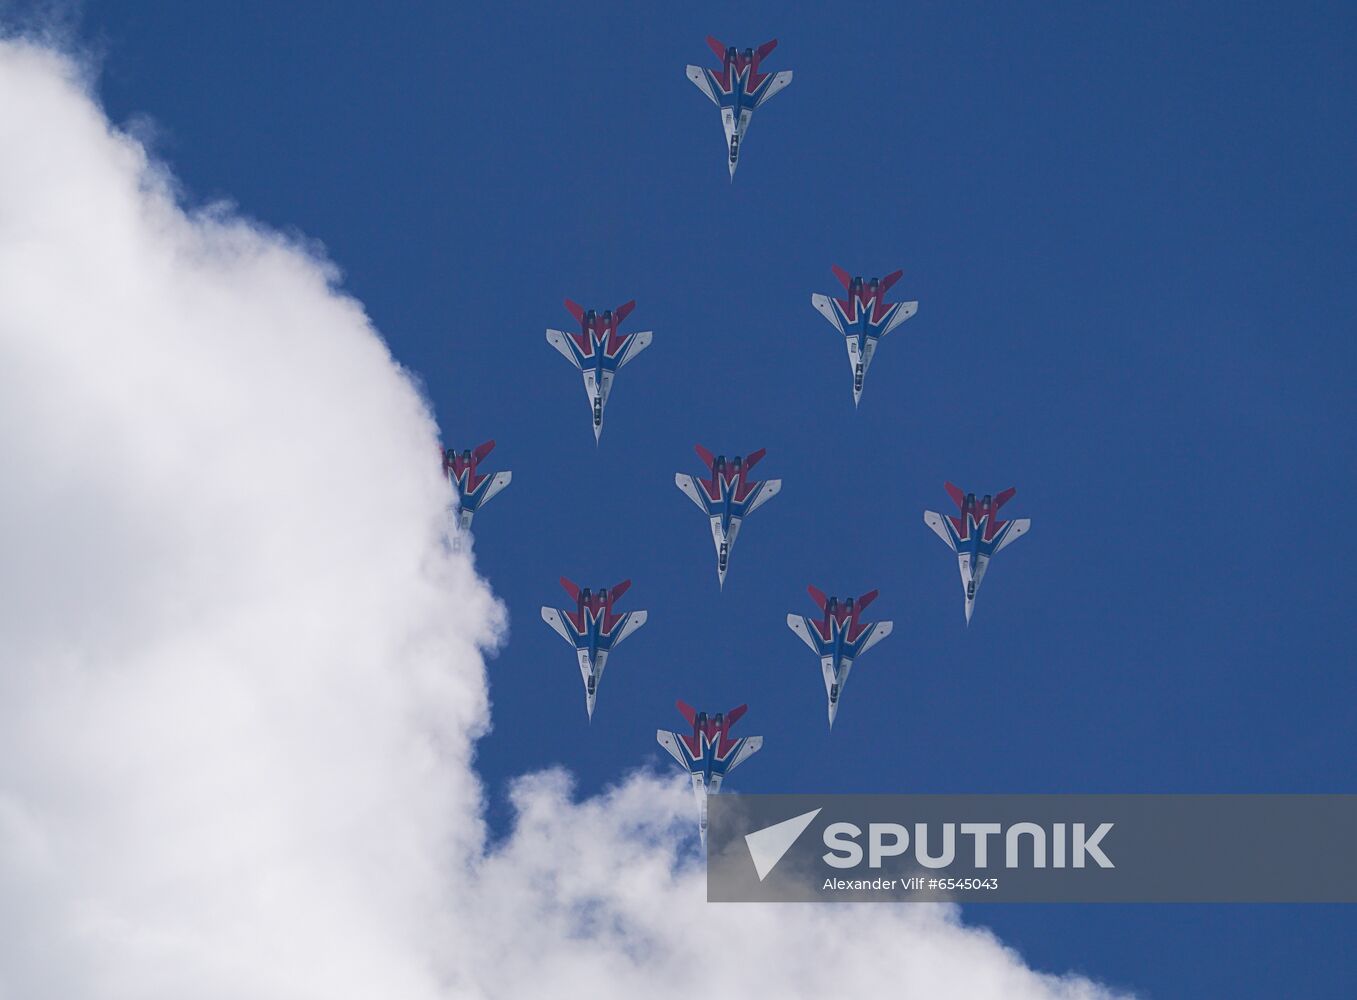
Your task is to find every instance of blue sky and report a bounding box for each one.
[71,1,1356,995]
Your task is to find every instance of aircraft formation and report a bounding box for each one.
[440,37,1034,842]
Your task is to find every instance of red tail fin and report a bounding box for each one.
[614,300,636,325]
[744,448,766,471]
[856,589,880,612]
[564,299,585,324]
[695,444,716,470]
[706,35,726,60]
[677,700,697,726]
[609,579,632,603]
[830,264,853,291]
[725,704,749,729]
[559,577,581,601]
[807,585,828,611]
[993,487,1017,510]
[879,269,904,294]
[472,440,496,462]
[755,39,779,61]
[944,482,966,510]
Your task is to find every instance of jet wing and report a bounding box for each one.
[675,473,709,512]
[541,607,575,645]
[611,609,648,647]
[656,730,690,768]
[857,620,893,656]
[924,511,956,550]
[744,478,782,515]
[546,329,581,368]
[811,293,844,333]
[786,614,820,652]
[756,70,793,107]
[618,330,653,368]
[686,65,719,105]
[726,734,763,772]
[882,300,918,336]
[994,518,1031,553]
[480,471,512,508]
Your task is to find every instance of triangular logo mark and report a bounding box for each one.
[745,808,821,881]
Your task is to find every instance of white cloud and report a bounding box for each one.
[0,38,1130,1000]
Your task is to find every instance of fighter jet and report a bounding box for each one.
[924,483,1031,624]
[686,37,793,179]
[657,700,763,845]
[541,578,648,720]
[786,587,893,728]
[441,441,512,531]
[545,299,653,443]
[675,445,782,589]
[810,266,918,406]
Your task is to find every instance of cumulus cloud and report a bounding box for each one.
[0,38,1129,999]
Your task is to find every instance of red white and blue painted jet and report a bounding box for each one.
[674,445,782,589]
[786,587,894,728]
[541,578,648,720]
[811,266,919,406]
[441,440,512,531]
[656,700,763,845]
[686,37,793,179]
[545,299,653,443]
[924,483,1032,624]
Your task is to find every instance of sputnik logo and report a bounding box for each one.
[744,808,821,881]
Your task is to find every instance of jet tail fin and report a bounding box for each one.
[559,577,581,601]
[725,703,749,728]
[944,481,967,510]
[614,300,636,325]
[472,440,496,462]
[706,35,726,60]
[609,579,632,602]
[564,299,586,324]
[830,264,854,291]
[807,585,828,611]
[676,700,697,726]
[744,448,766,471]
[695,444,716,470]
[755,39,779,61]
[993,487,1017,510]
[879,269,904,294]
[856,589,880,611]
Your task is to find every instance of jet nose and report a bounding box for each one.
[964,598,975,625]
[827,701,839,729]
[717,564,727,590]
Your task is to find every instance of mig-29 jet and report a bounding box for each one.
[541,578,648,720]
[786,587,893,728]
[656,700,763,845]
[810,266,918,406]
[686,37,793,179]
[924,483,1031,624]
[545,299,653,443]
[441,440,512,531]
[675,445,782,588]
